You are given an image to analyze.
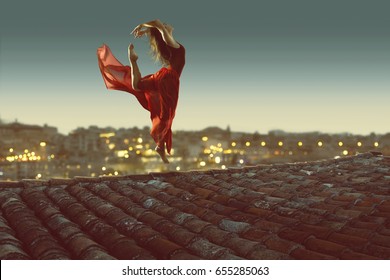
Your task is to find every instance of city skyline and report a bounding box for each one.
[1,0,389,135]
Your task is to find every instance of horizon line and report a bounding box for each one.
[1,118,389,137]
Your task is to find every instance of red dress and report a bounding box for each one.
[96,43,185,154]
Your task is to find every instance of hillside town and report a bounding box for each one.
[0,120,389,180]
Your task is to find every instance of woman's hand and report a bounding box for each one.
[128,44,138,62]
[131,24,148,38]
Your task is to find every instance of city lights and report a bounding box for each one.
[108,143,115,150]
[99,132,115,138]
[1,120,388,181]
[117,150,129,158]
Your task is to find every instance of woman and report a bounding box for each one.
[97,19,185,163]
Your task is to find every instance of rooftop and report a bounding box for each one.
[0,152,389,260]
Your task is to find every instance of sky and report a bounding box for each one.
[1,0,389,135]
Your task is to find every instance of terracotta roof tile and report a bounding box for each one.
[304,237,348,258]
[364,244,390,259]
[183,218,211,233]
[255,220,286,233]
[168,250,203,260]
[0,244,30,260]
[219,219,250,233]
[186,238,236,259]
[327,232,368,251]
[379,228,390,236]
[1,152,390,259]
[371,233,390,248]
[290,247,335,260]
[131,226,160,245]
[263,236,300,254]
[339,249,380,260]
[144,237,182,259]
[296,224,333,239]
[246,245,290,260]
[79,248,116,260]
[229,210,259,223]
[166,227,198,247]
[222,237,260,257]
[200,225,236,244]
[241,227,271,242]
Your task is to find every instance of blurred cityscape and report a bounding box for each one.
[0,119,389,181]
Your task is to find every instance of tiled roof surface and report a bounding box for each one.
[0,152,389,260]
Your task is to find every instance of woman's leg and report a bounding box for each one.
[151,117,170,164]
[155,145,169,164]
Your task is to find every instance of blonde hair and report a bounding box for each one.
[148,27,171,66]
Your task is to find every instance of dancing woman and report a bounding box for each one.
[97,19,185,163]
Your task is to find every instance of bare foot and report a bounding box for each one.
[128,43,138,62]
[155,146,169,164]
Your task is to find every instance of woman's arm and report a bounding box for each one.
[131,19,180,48]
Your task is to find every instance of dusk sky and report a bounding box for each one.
[1,0,389,135]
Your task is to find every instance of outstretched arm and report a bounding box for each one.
[128,44,141,91]
[131,19,180,48]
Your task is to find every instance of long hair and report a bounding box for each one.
[148,27,171,66]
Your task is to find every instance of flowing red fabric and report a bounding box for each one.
[96,44,179,154]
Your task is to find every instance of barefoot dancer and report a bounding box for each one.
[97,19,185,163]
